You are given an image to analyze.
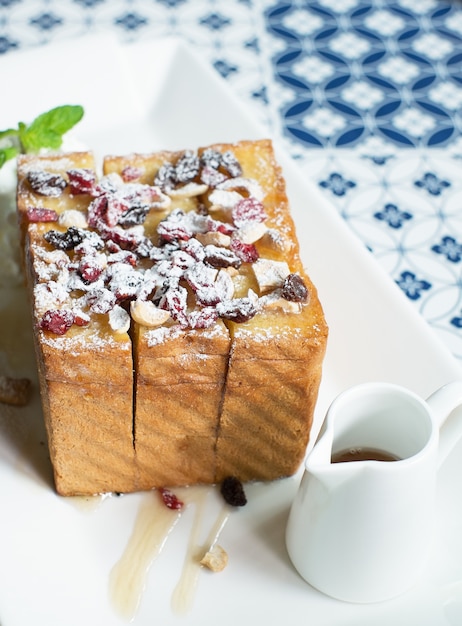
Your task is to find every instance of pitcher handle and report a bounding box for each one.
[426,380,462,468]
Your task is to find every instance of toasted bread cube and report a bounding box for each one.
[17,153,136,495]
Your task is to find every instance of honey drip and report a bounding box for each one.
[109,492,182,620]
[109,485,230,620]
[171,488,230,615]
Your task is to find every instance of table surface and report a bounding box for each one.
[1,0,462,361]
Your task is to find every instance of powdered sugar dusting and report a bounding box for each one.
[21,144,309,346]
[39,325,131,354]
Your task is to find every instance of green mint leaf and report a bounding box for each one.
[0,104,84,169]
[20,127,61,153]
[20,105,84,153]
[0,128,19,140]
[0,146,19,167]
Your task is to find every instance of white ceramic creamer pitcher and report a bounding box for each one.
[285,381,462,604]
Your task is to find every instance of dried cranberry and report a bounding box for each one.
[106,240,121,254]
[154,162,176,190]
[40,309,75,335]
[118,205,150,226]
[200,165,227,187]
[175,151,200,184]
[107,250,137,267]
[185,263,220,305]
[106,196,129,228]
[103,227,146,252]
[220,476,247,507]
[87,195,108,229]
[187,307,218,329]
[26,207,58,223]
[200,148,223,170]
[157,210,192,243]
[107,265,144,302]
[203,245,241,269]
[27,171,67,197]
[86,288,117,314]
[281,273,309,303]
[160,488,184,510]
[74,312,90,327]
[217,297,257,323]
[221,151,242,178]
[232,197,267,227]
[121,165,144,182]
[136,238,154,259]
[44,227,85,251]
[94,175,119,195]
[74,230,105,254]
[79,259,103,283]
[230,239,259,263]
[181,238,206,262]
[67,169,96,195]
[162,286,188,326]
[207,217,234,237]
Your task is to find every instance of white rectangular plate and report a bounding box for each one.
[1,35,462,626]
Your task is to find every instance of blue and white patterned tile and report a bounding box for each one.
[294,147,462,359]
[264,0,462,149]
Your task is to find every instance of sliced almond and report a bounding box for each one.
[109,305,131,334]
[260,293,301,313]
[233,221,267,244]
[259,228,293,253]
[58,209,88,229]
[217,176,264,201]
[252,258,291,295]
[130,300,171,328]
[168,182,208,198]
[150,194,171,210]
[196,231,231,247]
[216,268,235,300]
[208,189,243,210]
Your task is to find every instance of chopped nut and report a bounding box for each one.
[208,189,243,210]
[259,228,293,253]
[216,176,264,201]
[260,293,301,313]
[252,258,291,295]
[196,231,231,247]
[36,248,69,268]
[234,221,267,244]
[216,268,235,300]
[150,190,171,210]
[0,375,31,406]
[223,266,239,278]
[58,209,88,229]
[168,182,208,198]
[130,300,171,327]
[200,544,228,572]
[108,305,131,334]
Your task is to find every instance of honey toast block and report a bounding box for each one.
[17,139,327,495]
[17,153,137,495]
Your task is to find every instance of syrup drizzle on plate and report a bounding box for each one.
[109,485,230,620]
